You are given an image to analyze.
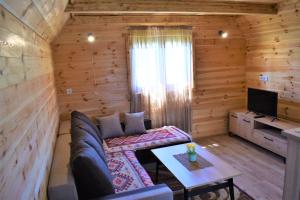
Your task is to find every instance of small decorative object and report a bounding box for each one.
[186,143,197,162]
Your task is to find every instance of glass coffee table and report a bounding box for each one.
[151,143,241,200]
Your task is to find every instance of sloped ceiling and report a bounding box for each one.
[0,0,69,42]
[0,0,285,43]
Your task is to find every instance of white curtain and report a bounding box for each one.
[129,27,193,133]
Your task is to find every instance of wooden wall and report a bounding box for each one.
[0,2,64,199]
[52,15,246,138]
[1,0,298,198]
[237,0,300,122]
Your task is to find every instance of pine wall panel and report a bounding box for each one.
[0,4,61,200]
[52,15,246,139]
[237,0,300,122]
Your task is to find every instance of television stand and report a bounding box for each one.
[229,109,300,158]
[254,114,265,118]
[271,117,277,122]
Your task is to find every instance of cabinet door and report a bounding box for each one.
[252,130,264,146]
[239,117,252,139]
[229,113,239,135]
[245,118,253,139]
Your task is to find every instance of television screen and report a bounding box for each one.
[247,88,278,117]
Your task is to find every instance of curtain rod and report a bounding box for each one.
[128,26,192,30]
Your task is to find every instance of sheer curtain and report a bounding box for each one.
[129,27,193,133]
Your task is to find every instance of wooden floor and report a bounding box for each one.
[195,135,285,200]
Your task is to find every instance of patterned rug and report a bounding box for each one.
[145,165,254,200]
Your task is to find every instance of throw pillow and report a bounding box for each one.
[124,112,147,135]
[96,113,124,139]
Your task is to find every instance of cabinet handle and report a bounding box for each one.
[264,137,274,142]
[243,119,250,123]
[231,115,238,118]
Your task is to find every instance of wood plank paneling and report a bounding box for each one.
[1,0,69,42]
[237,0,300,122]
[52,15,246,139]
[0,4,59,200]
[65,0,278,15]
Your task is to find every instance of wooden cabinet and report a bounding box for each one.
[239,115,253,140]
[229,111,254,140]
[229,109,299,158]
[282,128,300,200]
[229,112,239,135]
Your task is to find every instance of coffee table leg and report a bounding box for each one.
[155,160,159,183]
[228,178,234,200]
[184,188,189,200]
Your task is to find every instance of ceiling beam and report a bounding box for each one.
[65,0,278,15]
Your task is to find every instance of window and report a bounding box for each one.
[128,27,193,133]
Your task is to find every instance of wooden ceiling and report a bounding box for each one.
[0,0,69,42]
[66,0,280,15]
[209,0,281,2]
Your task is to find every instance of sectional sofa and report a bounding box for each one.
[48,111,191,200]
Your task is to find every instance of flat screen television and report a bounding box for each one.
[247,88,278,118]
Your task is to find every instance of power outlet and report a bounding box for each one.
[66,88,73,95]
[259,74,269,82]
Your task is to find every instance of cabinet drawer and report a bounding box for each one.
[252,130,265,146]
[262,136,275,151]
[252,129,287,157]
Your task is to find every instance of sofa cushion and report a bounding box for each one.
[103,126,191,153]
[71,112,103,144]
[106,151,154,193]
[48,134,78,200]
[124,112,146,135]
[71,129,106,164]
[71,144,115,199]
[96,113,124,139]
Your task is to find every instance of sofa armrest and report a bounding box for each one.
[48,134,78,200]
[95,184,173,200]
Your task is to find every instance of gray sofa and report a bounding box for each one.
[48,134,172,200]
[48,111,191,200]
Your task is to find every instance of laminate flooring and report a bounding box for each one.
[195,135,285,200]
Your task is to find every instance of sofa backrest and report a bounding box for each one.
[71,111,103,143]
[72,142,115,199]
[70,111,115,199]
[71,129,106,163]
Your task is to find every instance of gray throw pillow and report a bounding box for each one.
[124,112,147,135]
[96,113,124,139]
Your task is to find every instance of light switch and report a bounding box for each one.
[66,88,73,95]
[259,74,269,82]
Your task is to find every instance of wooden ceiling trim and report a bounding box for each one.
[65,0,278,15]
